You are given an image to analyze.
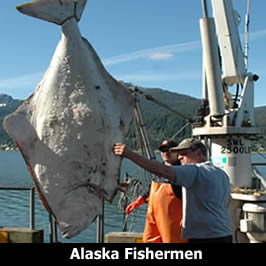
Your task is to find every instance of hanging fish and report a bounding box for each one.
[3,0,135,238]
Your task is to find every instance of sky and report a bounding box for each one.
[1,0,266,106]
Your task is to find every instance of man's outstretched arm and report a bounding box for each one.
[112,143,176,183]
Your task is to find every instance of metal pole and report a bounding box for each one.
[201,0,209,18]
[96,198,104,243]
[245,0,251,69]
[29,187,35,230]
[49,213,55,243]
[134,101,156,160]
[49,215,58,243]
[53,218,58,243]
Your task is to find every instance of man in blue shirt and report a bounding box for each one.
[112,138,232,243]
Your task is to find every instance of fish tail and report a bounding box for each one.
[16,0,87,25]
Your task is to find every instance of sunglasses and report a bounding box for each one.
[178,148,198,156]
[160,148,178,153]
[160,148,170,153]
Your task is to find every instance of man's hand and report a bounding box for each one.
[112,143,130,157]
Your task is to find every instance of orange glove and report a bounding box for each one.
[125,197,145,215]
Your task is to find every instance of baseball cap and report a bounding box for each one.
[158,139,177,152]
[170,138,207,156]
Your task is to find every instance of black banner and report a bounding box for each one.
[0,243,263,265]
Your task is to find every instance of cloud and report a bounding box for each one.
[103,28,266,67]
[0,71,44,90]
[117,71,201,83]
[148,53,174,61]
[0,71,44,99]
[249,28,266,41]
[103,40,201,66]
[1,27,265,99]
[239,28,266,44]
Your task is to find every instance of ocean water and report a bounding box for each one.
[0,152,148,243]
[0,151,266,243]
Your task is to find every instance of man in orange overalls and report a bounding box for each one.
[125,139,187,243]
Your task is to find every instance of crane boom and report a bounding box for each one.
[211,0,247,86]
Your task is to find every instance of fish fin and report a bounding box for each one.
[16,0,87,25]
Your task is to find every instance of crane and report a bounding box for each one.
[193,0,266,243]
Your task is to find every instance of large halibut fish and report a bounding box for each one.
[3,0,135,238]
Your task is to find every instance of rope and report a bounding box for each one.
[129,86,194,123]
[170,121,192,140]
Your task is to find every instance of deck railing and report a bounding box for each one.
[0,186,36,229]
[0,186,58,242]
[0,185,104,243]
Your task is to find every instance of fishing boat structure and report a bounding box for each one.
[121,0,266,244]
[191,0,266,243]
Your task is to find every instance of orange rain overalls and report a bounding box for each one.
[142,181,187,243]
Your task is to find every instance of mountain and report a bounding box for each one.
[0,90,266,150]
[0,94,15,105]
[0,94,22,107]
[0,94,23,148]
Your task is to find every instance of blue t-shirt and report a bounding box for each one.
[173,161,232,239]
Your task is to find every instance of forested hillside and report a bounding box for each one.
[1,88,266,150]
